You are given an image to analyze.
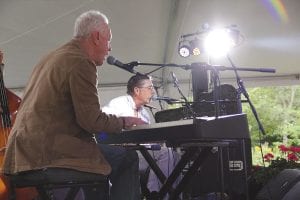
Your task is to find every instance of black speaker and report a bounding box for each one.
[193,84,240,117]
[282,181,300,200]
[187,138,252,198]
[255,169,300,200]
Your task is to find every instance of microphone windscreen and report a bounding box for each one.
[107,56,116,65]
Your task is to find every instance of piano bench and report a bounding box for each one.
[6,168,109,200]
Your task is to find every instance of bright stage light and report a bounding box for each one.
[204,28,235,58]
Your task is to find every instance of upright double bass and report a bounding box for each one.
[0,51,37,199]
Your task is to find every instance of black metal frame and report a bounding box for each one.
[136,140,250,200]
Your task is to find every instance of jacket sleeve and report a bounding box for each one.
[69,59,123,134]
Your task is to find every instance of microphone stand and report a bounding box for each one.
[210,66,221,119]
[153,86,164,110]
[227,55,272,200]
[146,106,156,120]
[171,72,197,119]
[226,55,267,136]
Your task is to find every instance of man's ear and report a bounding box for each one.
[134,87,140,95]
[91,31,100,45]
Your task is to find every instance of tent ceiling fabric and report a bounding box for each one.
[0,0,300,90]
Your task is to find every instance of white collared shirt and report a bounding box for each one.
[102,95,151,124]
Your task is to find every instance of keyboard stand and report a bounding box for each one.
[136,140,234,200]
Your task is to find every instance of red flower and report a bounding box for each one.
[278,145,290,152]
[263,153,274,161]
[289,146,300,153]
[287,153,299,161]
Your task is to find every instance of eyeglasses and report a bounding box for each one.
[138,85,154,90]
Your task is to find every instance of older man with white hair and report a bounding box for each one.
[2,10,144,200]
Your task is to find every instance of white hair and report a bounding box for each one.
[73,10,109,38]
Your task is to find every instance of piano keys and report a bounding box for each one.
[99,113,250,146]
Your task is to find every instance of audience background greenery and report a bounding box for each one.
[244,85,300,146]
[243,85,300,165]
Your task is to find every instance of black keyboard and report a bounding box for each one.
[99,113,250,145]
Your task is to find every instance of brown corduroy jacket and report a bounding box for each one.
[2,39,122,175]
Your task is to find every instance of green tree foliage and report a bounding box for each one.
[243,86,300,146]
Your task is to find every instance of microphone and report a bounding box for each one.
[107,56,135,73]
[144,104,157,110]
[152,96,180,104]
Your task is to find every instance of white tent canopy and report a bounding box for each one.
[1,0,300,104]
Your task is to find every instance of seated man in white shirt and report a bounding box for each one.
[101,74,180,197]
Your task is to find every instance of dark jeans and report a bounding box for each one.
[99,144,141,200]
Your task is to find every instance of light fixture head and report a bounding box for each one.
[189,38,203,56]
[178,25,242,58]
[178,41,191,57]
[178,38,204,57]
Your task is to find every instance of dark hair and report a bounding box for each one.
[127,74,151,95]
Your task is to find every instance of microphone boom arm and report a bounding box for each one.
[129,61,275,74]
